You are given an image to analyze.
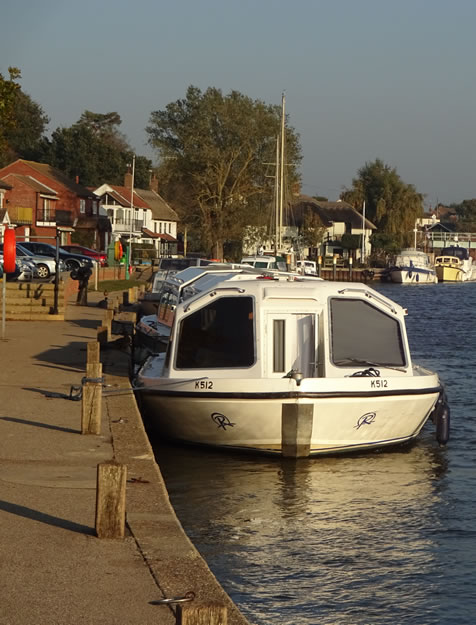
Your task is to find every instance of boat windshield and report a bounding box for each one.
[330,298,406,368]
[175,296,255,369]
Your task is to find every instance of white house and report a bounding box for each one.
[93,173,179,257]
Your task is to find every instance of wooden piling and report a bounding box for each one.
[87,340,100,365]
[81,362,102,435]
[95,461,127,539]
[97,325,108,346]
[281,403,313,457]
[177,603,227,625]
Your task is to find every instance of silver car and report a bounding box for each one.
[0,255,35,281]
[14,243,64,279]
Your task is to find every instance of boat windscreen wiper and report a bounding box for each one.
[334,358,407,373]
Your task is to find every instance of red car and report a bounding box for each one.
[61,245,107,266]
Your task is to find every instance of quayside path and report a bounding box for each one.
[0,290,250,625]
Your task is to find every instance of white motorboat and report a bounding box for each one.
[135,272,449,457]
[434,246,476,282]
[383,249,438,284]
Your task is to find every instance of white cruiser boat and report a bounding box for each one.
[383,249,438,284]
[135,270,449,457]
[434,246,476,282]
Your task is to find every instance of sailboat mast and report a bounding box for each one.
[274,135,279,255]
[279,92,286,251]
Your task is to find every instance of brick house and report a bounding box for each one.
[0,159,109,249]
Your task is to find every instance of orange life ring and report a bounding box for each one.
[3,229,16,273]
[114,241,123,261]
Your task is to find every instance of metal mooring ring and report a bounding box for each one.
[150,591,195,605]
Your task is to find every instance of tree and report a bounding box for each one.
[41,116,153,188]
[146,86,301,258]
[77,110,129,152]
[3,89,49,163]
[452,199,476,232]
[299,209,326,253]
[0,67,22,164]
[341,158,424,252]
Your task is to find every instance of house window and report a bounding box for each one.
[92,201,98,215]
[107,208,115,225]
[80,199,86,214]
[41,198,54,222]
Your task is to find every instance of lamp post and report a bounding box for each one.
[125,155,135,280]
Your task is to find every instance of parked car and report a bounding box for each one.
[0,254,35,282]
[61,244,107,266]
[0,242,63,279]
[20,242,94,271]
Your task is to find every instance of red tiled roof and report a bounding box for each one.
[107,185,149,209]
[142,228,176,241]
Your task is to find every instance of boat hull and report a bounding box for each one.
[435,265,464,282]
[390,268,438,284]
[138,377,441,456]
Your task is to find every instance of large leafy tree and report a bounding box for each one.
[146,86,301,258]
[3,90,49,163]
[341,158,424,251]
[0,67,22,165]
[41,112,153,187]
[452,198,476,232]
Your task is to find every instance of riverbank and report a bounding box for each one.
[0,290,250,625]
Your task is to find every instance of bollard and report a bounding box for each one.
[87,340,100,365]
[317,255,322,278]
[332,255,337,281]
[95,461,127,539]
[177,603,228,625]
[281,403,313,457]
[81,362,102,435]
[349,257,353,282]
[97,325,108,346]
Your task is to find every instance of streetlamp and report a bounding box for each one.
[125,155,135,279]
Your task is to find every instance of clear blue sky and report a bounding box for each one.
[2,0,476,208]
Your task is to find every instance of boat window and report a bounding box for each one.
[330,298,406,367]
[175,296,255,369]
[273,320,286,372]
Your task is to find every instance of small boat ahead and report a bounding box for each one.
[135,270,449,457]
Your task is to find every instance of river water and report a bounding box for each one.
[151,282,476,625]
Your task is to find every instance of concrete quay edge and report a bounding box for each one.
[0,291,252,625]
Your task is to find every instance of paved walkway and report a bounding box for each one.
[0,291,250,625]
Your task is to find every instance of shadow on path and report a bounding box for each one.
[0,416,79,434]
[0,499,94,534]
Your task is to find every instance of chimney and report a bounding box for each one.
[75,175,79,184]
[149,172,158,193]
[124,171,133,189]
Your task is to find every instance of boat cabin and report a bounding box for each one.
[163,278,411,380]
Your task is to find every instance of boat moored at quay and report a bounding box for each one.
[135,268,449,457]
[381,249,438,284]
[434,246,476,282]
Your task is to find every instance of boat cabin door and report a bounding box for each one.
[265,313,317,378]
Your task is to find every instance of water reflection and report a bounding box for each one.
[154,438,450,625]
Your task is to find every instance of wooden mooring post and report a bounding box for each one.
[95,461,127,539]
[177,603,228,625]
[281,403,313,458]
[81,361,102,435]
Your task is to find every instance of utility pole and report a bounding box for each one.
[125,155,135,279]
